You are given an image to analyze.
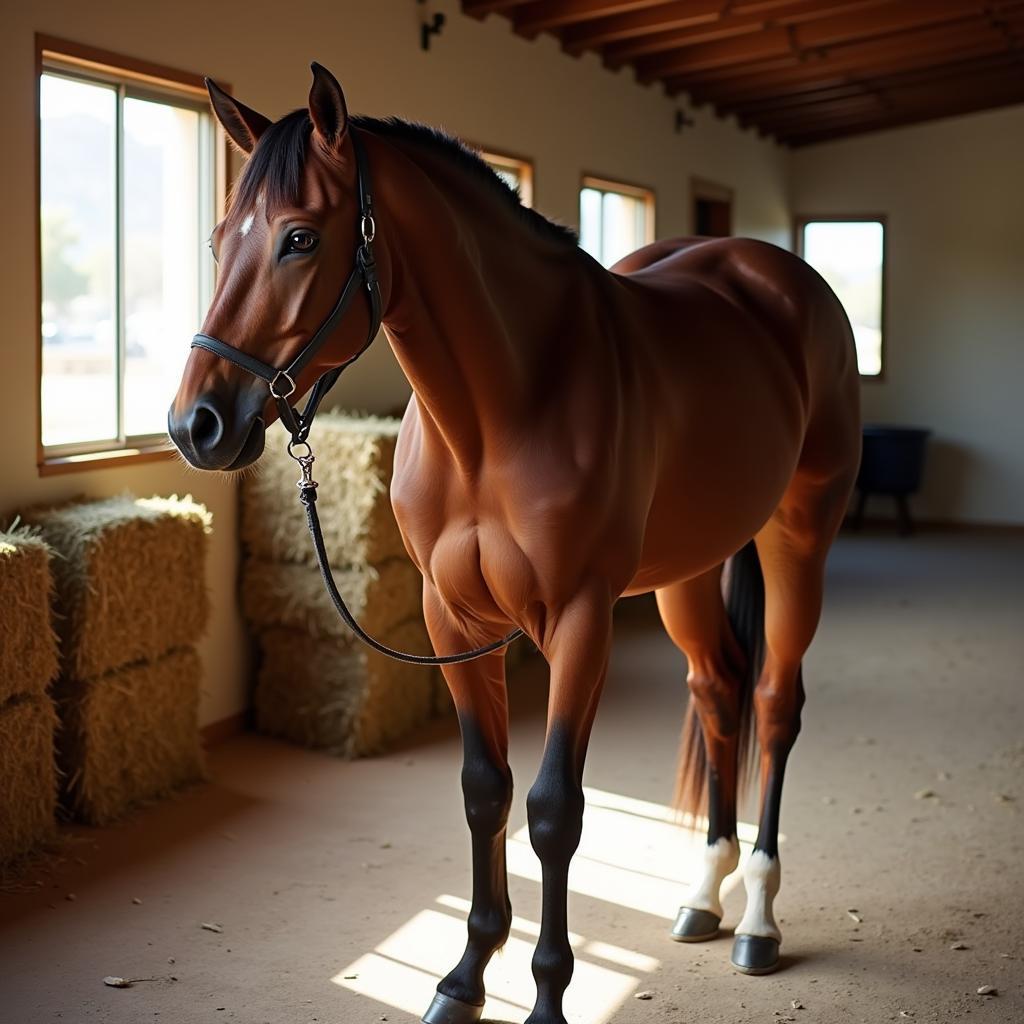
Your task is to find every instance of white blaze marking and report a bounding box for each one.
[239,213,255,236]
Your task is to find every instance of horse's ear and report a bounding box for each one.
[308,62,349,151]
[205,78,270,155]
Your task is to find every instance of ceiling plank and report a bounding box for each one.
[783,81,1024,144]
[463,0,538,17]
[514,0,721,39]
[669,22,1013,101]
[637,2,1005,82]
[574,0,890,58]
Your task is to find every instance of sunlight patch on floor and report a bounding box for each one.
[506,786,766,920]
[331,787,776,1022]
[332,899,645,1023]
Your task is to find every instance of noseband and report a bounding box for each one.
[190,128,522,666]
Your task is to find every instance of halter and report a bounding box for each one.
[191,128,522,667]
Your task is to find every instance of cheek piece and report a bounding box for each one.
[189,126,524,667]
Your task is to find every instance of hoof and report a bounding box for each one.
[421,991,484,1024]
[670,907,721,943]
[731,934,781,975]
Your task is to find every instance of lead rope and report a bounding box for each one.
[288,441,524,665]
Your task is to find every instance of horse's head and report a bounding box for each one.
[169,64,376,471]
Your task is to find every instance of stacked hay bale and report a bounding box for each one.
[20,495,210,825]
[241,414,443,757]
[0,529,60,865]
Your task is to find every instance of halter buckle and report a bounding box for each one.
[269,370,296,399]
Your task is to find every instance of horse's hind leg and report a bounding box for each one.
[732,472,852,975]
[421,584,513,1024]
[657,567,745,942]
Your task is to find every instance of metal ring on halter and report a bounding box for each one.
[269,370,297,399]
[361,215,376,244]
[287,439,313,461]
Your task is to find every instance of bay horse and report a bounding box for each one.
[169,64,861,1024]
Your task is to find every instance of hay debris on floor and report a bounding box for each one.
[255,621,442,758]
[59,647,205,825]
[0,694,58,865]
[241,556,423,642]
[241,415,406,567]
[19,495,211,680]
[0,529,59,704]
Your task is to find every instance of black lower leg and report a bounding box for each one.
[525,725,585,1024]
[437,716,513,1007]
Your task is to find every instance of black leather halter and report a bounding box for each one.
[191,127,523,666]
[191,128,382,445]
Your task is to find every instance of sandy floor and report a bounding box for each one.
[1,530,1022,1024]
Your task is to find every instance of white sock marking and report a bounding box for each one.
[681,835,740,918]
[735,850,782,942]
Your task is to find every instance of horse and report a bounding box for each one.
[169,63,861,1024]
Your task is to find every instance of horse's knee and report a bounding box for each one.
[462,754,512,835]
[526,769,584,865]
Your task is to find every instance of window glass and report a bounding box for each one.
[801,220,884,376]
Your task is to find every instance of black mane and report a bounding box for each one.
[230,109,578,247]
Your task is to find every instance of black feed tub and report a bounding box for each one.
[853,425,931,534]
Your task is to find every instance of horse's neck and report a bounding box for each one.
[374,137,588,473]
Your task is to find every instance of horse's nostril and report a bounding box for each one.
[189,399,225,452]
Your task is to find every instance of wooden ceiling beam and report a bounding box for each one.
[637,1,1007,82]
[731,52,1023,120]
[782,79,1024,144]
[753,64,1024,133]
[579,0,890,59]
[671,23,1012,102]
[513,0,721,39]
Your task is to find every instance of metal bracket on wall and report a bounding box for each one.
[419,0,446,51]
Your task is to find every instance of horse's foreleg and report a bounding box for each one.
[525,587,613,1024]
[421,587,513,1024]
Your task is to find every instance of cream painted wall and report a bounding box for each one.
[791,105,1024,526]
[0,1,790,725]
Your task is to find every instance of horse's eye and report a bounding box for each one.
[287,230,318,254]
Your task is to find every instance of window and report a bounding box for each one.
[796,217,886,377]
[579,176,655,268]
[37,38,221,469]
[480,149,534,207]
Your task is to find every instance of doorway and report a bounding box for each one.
[691,178,734,237]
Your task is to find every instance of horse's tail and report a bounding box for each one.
[674,540,765,823]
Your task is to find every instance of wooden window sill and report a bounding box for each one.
[38,445,179,477]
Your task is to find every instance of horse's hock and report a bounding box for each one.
[18,495,211,825]
[241,413,446,757]
[0,529,60,866]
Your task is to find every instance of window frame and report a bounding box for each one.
[471,144,535,207]
[793,213,888,381]
[579,173,656,267]
[35,35,228,475]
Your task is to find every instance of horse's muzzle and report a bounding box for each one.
[167,391,266,471]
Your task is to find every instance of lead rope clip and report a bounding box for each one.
[288,440,318,499]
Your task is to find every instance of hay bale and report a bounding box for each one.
[0,694,58,865]
[241,556,423,642]
[19,495,211,680]
[0,530,59,703]
[60,647,205,825]
[255,620,440,757]
[242,414,406,567]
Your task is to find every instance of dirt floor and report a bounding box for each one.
[1,530,1022,1024]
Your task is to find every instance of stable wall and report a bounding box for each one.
[0,0,791,727]
[791,105,1024,526]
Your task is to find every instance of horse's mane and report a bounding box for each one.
[230,109,578,247]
